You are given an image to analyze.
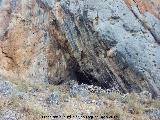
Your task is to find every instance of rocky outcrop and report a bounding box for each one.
[0,0,160,98]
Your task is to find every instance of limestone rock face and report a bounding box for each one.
[0,0,160,97]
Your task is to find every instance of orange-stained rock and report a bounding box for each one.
[124,0,160,19]
[0,0,160,98]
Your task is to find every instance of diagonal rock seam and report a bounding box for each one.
[0,0,160,98]
[131,0,160,44]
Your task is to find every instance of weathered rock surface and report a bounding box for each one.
[0,76,17,97]
[0,0,160,98]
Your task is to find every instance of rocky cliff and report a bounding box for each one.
[0,0,160,120]
[0,0,160,98]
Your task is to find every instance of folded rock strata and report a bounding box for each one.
[0,0,160,98]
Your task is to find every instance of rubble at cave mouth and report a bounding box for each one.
[75,70,114,90]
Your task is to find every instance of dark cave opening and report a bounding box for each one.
[75,71,99,85]
[67,57,114,90]
[75,70,113,89]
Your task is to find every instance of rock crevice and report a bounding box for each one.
[0,0,160,98]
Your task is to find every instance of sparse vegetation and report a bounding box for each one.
[0,78,160,120]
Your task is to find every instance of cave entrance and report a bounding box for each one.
[67,57,114,90]
[75,70,113,89]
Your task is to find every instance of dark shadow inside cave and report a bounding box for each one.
[66,57,115,90]
[75,70,113,89]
